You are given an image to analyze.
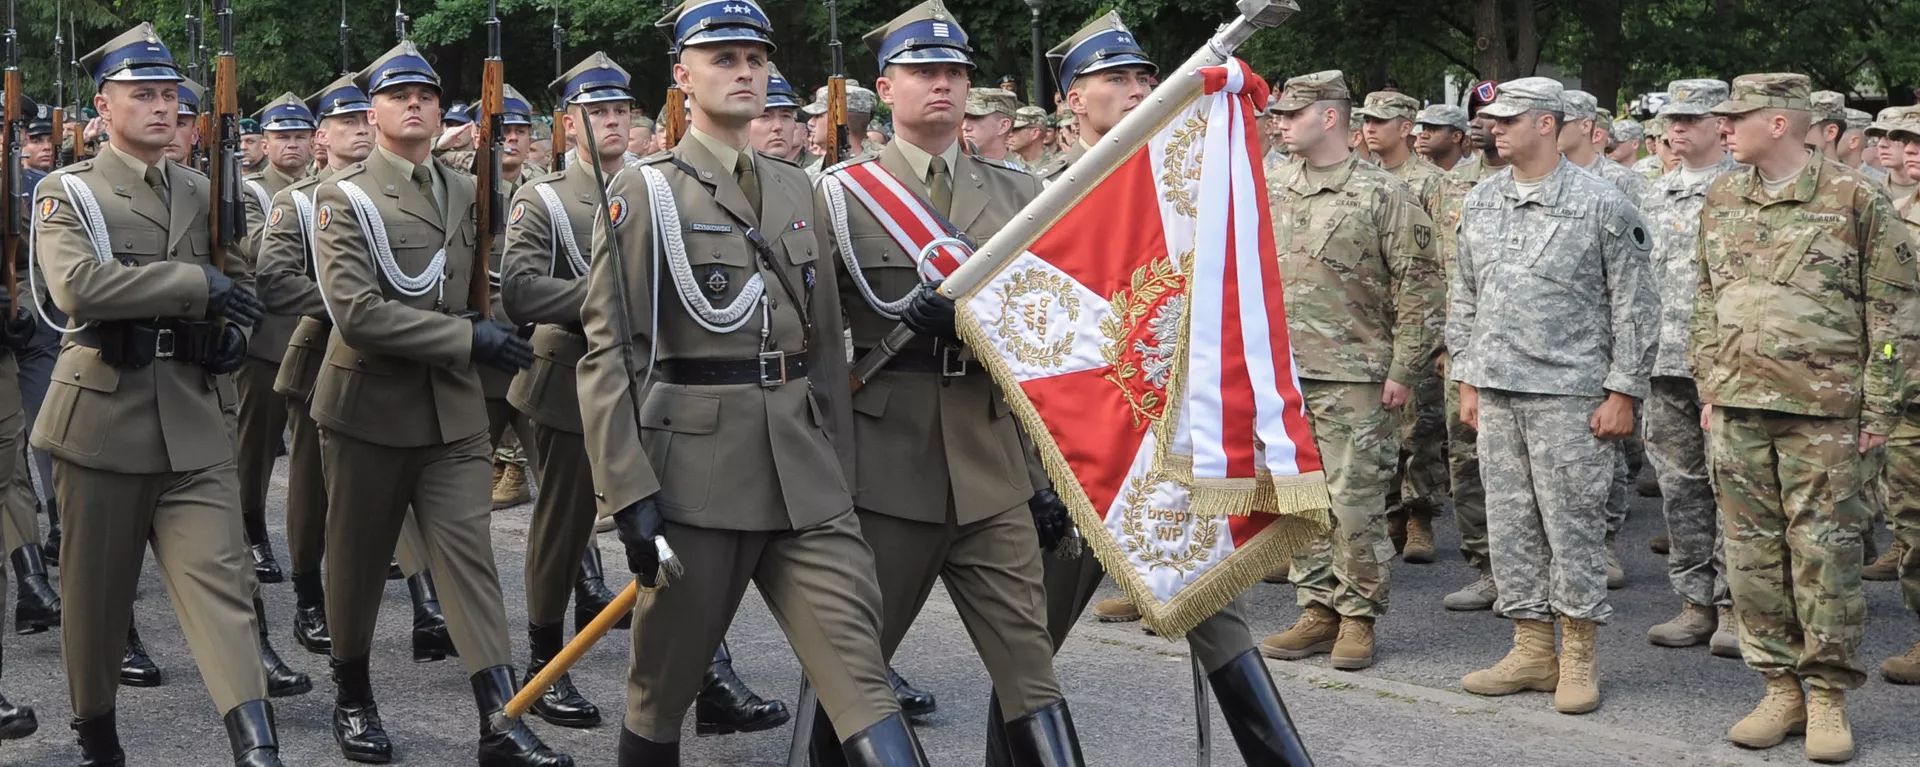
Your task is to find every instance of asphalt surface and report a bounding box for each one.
[2,461,1920,766]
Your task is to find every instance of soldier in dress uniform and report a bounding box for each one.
[254,74,453,663]
[240,116,266,174]
[748,64,803,161]
[1017,14,1314,767]
[234,92,315,585]
[812,1,1085,762]
[579,1,922,761]
[307,42,567,766]
[0,89,47,749]
[33,23,287,765]
[165,78,204,166]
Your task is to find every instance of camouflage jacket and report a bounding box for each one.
[1448,158,1657,399]
[1271,152,1443,385]
[1690,156,1920,433]
[1640,152,1743,379]
[1385,154,1447,216]
[1429,157,1506,354]
[1583,155,1652,209]
[1632,155,1665,182]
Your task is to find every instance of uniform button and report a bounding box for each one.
[386,185,397,193]
[701,171,714,179]
[881,254,891,262]
[71,373,79,380]
[661,417,672,426]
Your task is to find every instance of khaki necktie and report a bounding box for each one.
[734,153,761,220]
[927,155,952,215]
[411,165,441,218]
[145,165,170,207]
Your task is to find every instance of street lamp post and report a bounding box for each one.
[1026,0,1046,108]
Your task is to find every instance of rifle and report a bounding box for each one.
[472,0,504,317]
[338,0,351,76]
[2,0,19,304]
[67,13,87,161]
[550,4,566,170]
[51,1,67,168]
[660,0,685,148]
[393,0,409,43]
[824,0,848,163]
[188,0,210,170]
[208,0,242,273]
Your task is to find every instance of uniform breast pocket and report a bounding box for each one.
[1306,208,1367,272]
[109,226,167,266]
[683,231,754,304]
[637,388,720,512]
[848,233,919,298]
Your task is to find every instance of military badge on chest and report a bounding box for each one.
[703,265,729,296]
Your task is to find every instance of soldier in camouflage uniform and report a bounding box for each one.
[1608,119,1644,166]
[1558,89,1648,589]
[961,87,1020,163]
[1874,113,1920,684]
[1258,71,1442,672]
[802,81,882,176]
[1634,116,1668,179]
[1638,79,1741,656]
[1450,78,1656,716]
[1008,106,1053,171]
[1437,92,1510,612]
[1355,90,1448,564]
[1696,73,1920,763]
[1413,104,1470,171]
[1867,107,1920,206]
[1805,90,1848,162]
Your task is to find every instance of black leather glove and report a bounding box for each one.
[900,280,958,341]
[1029,487,1071,552]
[612,496,667,587]
[2,306,36,352]
[470,315,534,372]
[202,264,263,327]
[203,323,248,375]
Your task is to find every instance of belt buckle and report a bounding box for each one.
[758,350,788,388]
[940,344,969,378]
[155,328,176,360]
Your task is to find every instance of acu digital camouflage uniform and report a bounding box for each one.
[1693,74,1920,691]
[1640,79,1739,614]
[1270,142,1444,622]
[1450,79,1657,625]
[1354,91,1450,534]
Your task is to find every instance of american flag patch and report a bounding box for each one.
[791,220,808,231]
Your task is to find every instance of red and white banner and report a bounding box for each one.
[824,161,970,281]
[954,59,1331,639]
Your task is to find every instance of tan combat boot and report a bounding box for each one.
[1648,534,1670,555]
[1443,571,1499,612]
[1555,617,1600,714]
[1710,607,1741,658]
[1330,617,1375,670]
[1402,512,1436,564]
[1604,535,1625,590]
[1260,605,1339,661]
[1804,687,1854,763]
[1881,640,1920,684]
[1092,596,1140,622]
[1462,619,1558,696]
[1727,675,1805,749]
[1262,560,1292,584]
[1647,603,1716,648]
[492,462,531,509]
[1862,538,1907,581]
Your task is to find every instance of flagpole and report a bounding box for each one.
[848,0,1298,387]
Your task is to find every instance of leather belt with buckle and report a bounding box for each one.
[855,343,972,377]
[656,351,811,387]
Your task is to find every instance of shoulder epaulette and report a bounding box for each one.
[243,170,266,182]
[525,168,567,186]
[972,155,1032,176]
[820,153,878,177]
[640,150,675,166]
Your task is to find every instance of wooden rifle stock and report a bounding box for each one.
[826,76,847,165]
[473,57,505,318]
[662,87,687,149]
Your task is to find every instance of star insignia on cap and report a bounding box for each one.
[722,3,749,13]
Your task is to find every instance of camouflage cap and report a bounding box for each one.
[1645,116,1667,138]
[1270,70,1349,113]
[1353,91,1418,122]
[1595,106,1613,125]
[1710,73,1811,115]
[1413,104,1468,132]
[1611,119,1644,143]
[1560,90,1598,122]
[964,87,1018,118]
[1478,77,1563,119]
[1658,79,1728,117]
[1808,90,1846,124]
[1845,108,1872,134]
[802,80,877,116]
[1886,109,1920,143]
[1013,105,1048,129]
[1868,106,1912,137]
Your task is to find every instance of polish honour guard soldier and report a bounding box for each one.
[1009,14,1315,767]
[0,89,49,747]
[235,92,316,585]
[813,0,1085,762]
[255,75,452,663]
[33,23,287,765]
[308,42,568,766]
[579,0,923,761]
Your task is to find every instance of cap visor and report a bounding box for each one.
[105,66,184,83]
[1477,102,1526,118]
[571,90,634,105]
[1890,128,1920,143]
[801,103,827,116]
[1708,100,1760,116]
[1656,104,1710,117]
[684,28,776,50]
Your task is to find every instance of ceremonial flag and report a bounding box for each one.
[955,59,1331,639]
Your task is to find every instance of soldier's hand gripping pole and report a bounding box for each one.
[847,0,1300,389]
[496,107,681,728]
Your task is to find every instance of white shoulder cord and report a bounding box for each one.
[26,175,112,335]
[534,182,590,278]
[335,180,447,305]
[639,164,763,333]
[292,188,341,326]
[816,172,920,319]
[245,180,272,222]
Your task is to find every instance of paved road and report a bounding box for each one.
[2,462,1919,766]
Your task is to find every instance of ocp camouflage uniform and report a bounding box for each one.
[1449,157,1657,624]
[1693,152,1919,690]
[1435,158,1499,569]
[1380,154,1450,526]
[1640,150,1741,610]
[1881,190,1920,615]
[1273,151,1443,619]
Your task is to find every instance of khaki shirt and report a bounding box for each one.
[502,158,603,434]
[1448,158,1657,399]
[1691,155,1920,433]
